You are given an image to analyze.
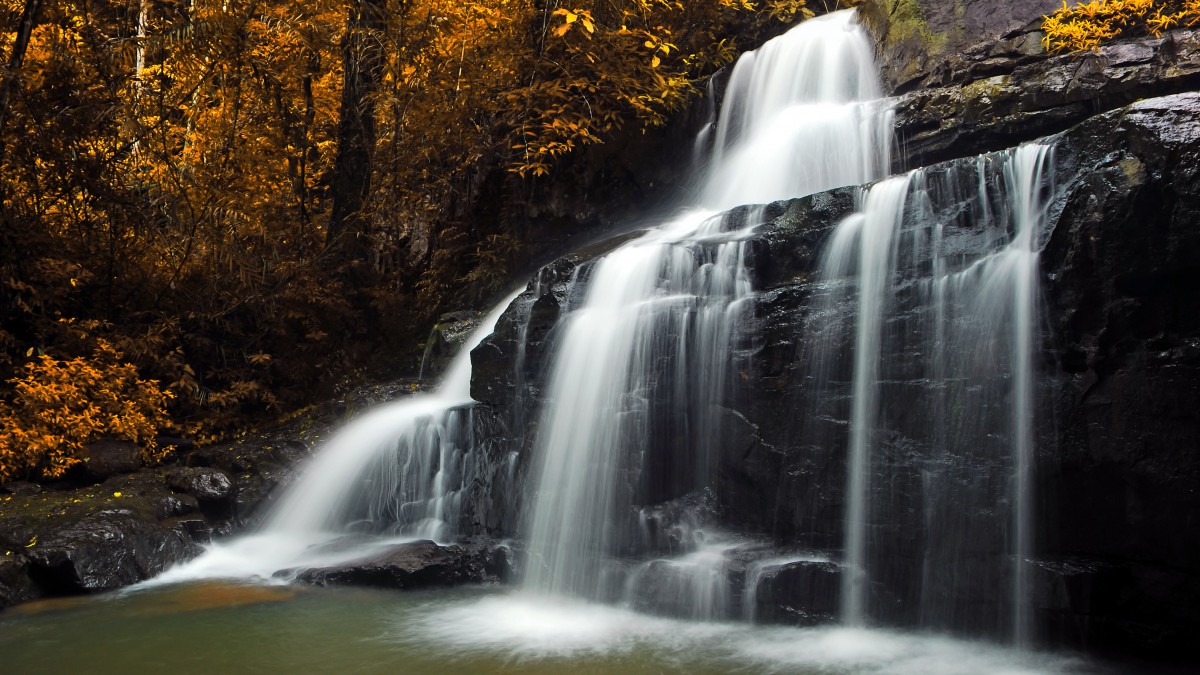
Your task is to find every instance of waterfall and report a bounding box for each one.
[522,9,892,602]
[147,7,1059,651]
[150,289,522,582]
[805,144,1054,637]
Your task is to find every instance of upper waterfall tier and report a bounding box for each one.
[522,9,892,601]
[701,10,892,212]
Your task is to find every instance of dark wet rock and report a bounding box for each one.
[185,430,319,528]
[1,481,42,496]
[155,492,200,519]
[80,440,143,481]
[860,0,1063,94]
[858,1,1200,173]
[457,89,1200,662]
[21,509,197,594]
[418,309,485,382]
[484,542,519,584]
[164,467,235,503]
[892,29,1200,171]
[749,559,842,626]
[0,554,38,608]
[1035,93,1200,660]
[0,474,208,600]
[635,489,722,554]
[458,228,653,540]
[291,540,497,590]
[719,93,1200,657]
[162,466,237,531]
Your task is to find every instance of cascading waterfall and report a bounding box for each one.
[143,7,1065,658]
[151,289,521,582]
[805,143,1054,638]
[522,9,892,605]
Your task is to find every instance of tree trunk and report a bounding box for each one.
[326,0,387,264]
[0,0,44,161]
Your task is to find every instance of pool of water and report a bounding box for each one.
[0,583,1102,674]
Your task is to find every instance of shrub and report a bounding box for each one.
[1043,0,1200,53]
[0,340,173,483]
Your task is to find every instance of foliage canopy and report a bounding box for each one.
[0,0,837,479]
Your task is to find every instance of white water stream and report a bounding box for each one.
[522,8,893,602]
[149,289,521,584]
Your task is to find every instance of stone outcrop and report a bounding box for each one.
[0,473,209,599]
[893,29,1200,171]
[733,93,1200,658]
[1038,93,1200,658]
[290,539,513,589]
[860,0,1062,94]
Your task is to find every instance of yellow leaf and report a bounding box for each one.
[651,56,661,68]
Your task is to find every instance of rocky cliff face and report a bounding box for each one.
[736,93,1200,657]
[464,82,1200,668]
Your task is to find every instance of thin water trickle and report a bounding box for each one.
[808,144,1055,638]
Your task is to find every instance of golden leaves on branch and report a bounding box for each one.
[508,0,771,178]
[1042,0,1200,53]
[0,340,173,482]
[551,8,597,37]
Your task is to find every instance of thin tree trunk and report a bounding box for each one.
[0,0,44,161]
[326,0,387,264]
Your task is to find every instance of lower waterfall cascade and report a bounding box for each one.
[146,7,1081,662]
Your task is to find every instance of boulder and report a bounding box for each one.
[418,309,485,382]
[719,92,1200,656]
[0,553,38,608]
[80,440,143,481]
[164,467,235,503]
[0,473,216,606]
[749,559,842,626]
[291,540,497,590]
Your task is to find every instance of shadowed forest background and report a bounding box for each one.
[0,0,835,477]
[2,0,1188,479]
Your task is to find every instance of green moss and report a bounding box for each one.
[886,0,950,56]
[963,74,1011,99]
[1119,156,1147,187]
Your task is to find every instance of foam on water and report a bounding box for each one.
[399,592,1089,674]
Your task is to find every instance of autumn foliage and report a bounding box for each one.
[0,339,172,482]
[1042,0,1200,53]
[0,0,826,480]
